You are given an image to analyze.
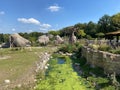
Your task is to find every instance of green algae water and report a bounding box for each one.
[35,54,91,90]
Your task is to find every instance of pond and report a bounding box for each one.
[57,58,65,64]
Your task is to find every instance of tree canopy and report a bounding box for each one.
[98,14,112,33]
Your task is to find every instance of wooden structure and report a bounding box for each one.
[106,30,120,42]
[106,30,120,47]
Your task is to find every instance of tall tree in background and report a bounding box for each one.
[74,23,87,30]
[0,33,4,43]
[98,14,112,33]
[111,13,120,31]
[85,21,97,38]
[74,23,86,38]
[59,26,74,37]
[48,30,60,36]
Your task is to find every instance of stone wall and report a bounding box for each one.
[82,46,120,74]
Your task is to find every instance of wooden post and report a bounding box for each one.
[9,36,12,48]
[116,35,119,43]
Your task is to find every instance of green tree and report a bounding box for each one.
[98,14,112,33]
[59,26,74,37]
[0,33,4,43]
[77,30,86,39]
[74,23,87,30]
[85,21,97,38]
[48,30,60,36]
[95,32,105,38]
[4,34,9,42]
[111,13,120,31]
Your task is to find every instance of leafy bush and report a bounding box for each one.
[59,43,83,53]
[86,35,93,40]
[98,44,112,51]
[88,44,99,50]
[109,49,120,54]
[109,47,120,54]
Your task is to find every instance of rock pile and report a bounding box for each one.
[35,52,50,73]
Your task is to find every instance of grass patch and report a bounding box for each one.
[0,47,57,89]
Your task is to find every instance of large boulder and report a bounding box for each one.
[9,33,31,47]
[47,34,54,39]
[54,35,64,44]
[38,35,49,45]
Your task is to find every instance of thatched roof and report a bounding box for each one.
[106,30,120,35]
[9,33,31,47]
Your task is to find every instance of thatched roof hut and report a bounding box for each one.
[106,30,120,43]
[106,30,120,35]
[9,33,31,47]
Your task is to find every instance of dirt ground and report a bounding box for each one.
[0,47,57,90]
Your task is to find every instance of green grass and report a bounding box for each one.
[0,47,57,89]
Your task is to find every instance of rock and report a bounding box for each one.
[38,35,49,45]
[69,31,77,44]
[4,79,10,84]
[47,64,50,66]
[17,84,22,88]
[45,66,48,69]
[54,35,64,44]
[66,53,72,56]
[34,79,37,82]
[75,63,80,66]
[9,33,31,47]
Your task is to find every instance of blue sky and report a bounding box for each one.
[0,0,120,33]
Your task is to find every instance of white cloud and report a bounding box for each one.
[39,28,47,31]
[0,11,5,15]
[17,17,52,32]
[48,5,61,12]
[17,18,40,25]
[41,24,51,28]
[39,23,52,31]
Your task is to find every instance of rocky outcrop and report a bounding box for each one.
[9,33,31,47]
[69,31,76,44]
[38,35,49,45]
[54,35,64,44]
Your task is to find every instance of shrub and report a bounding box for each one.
[114,50,120,54]
[59,43,83,53]
[98,44,112,51]
[110,49,120,54]
[86,35,93,40]
[88,44,99,50]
